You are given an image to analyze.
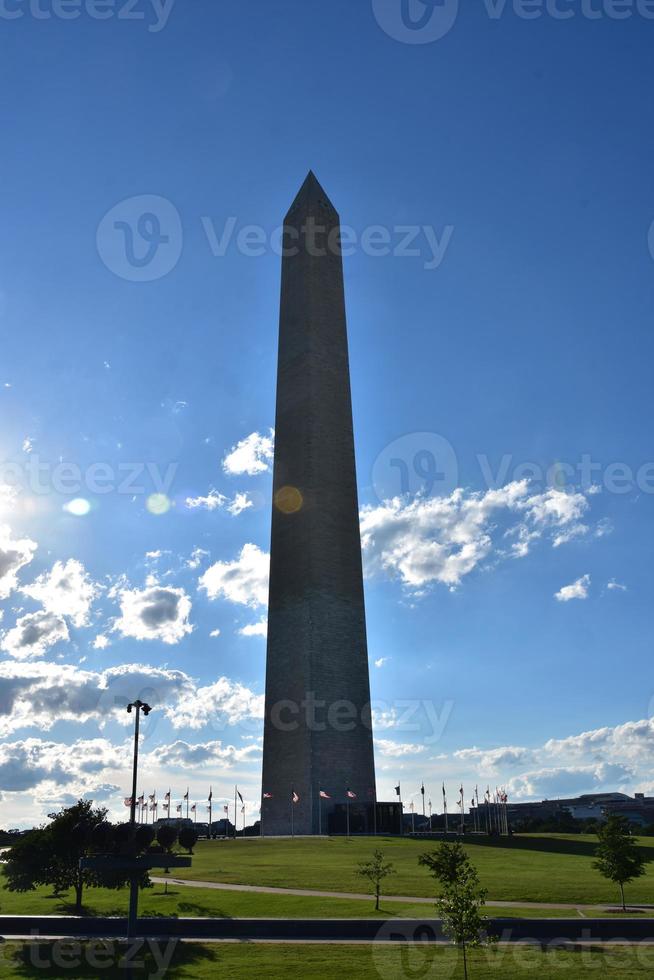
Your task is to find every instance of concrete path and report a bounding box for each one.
[150,876,651,915]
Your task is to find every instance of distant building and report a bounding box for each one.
[502,792,652,828]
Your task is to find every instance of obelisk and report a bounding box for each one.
[261,172,376,835]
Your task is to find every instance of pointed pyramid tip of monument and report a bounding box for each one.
[286,170,338,218]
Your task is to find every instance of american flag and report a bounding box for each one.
[124,797,133,807]
[183,788,189,800]
[292,791,300,804]
[237,790,244,805]
[223,805,229,814]
[208,788,213,802]
[319,790,331,799]
[176,804,182,813]
[346,790,357,799]
[137,794,144,805]
[263,792,273,800]
[191,804,196,813]
[149,793,156,802]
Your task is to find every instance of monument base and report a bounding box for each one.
[327,802,403,836]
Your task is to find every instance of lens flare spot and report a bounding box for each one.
[147,493,171,516]
[274,485,303,514]
[64,498,91,517]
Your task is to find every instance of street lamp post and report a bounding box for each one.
[126,699,151,938]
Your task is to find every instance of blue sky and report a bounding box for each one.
[1,0,653,826]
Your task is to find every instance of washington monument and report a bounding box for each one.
[261,172,377,835]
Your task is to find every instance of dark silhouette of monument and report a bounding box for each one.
[260,173,377,835]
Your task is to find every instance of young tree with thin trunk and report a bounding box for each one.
[420,842,491,980]
[355,849,396,911]
[593,815,646,911]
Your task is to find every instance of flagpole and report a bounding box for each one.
[319,793,322,837]
[291,787,295,838]
[234,786,238,839]
[346,798,350,838]
[208,787,212,837]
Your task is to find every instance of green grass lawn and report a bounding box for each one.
[5,878,637,920]
[180,834,654,905]
[3,942,654,978]
[3,833,654,916]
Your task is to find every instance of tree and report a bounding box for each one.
[3,801,149,914]
[3,800,106,913]
[355,849,396,911]
[593,815,646,911]
[419,842,491,980]
[178,827,198,854]
[156,825,178,852]
[419,841,469,886]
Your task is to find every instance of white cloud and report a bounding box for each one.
[543,718,654,766]
[1,611,69,660]
[0,660,263,740]
[228,492,253,516]
[454,745,532,772]
[360,481,592,592]
[0,525,37,598]
[449,717,654,802]
[199,544,269,609]
[222,430,274,476]
[153,739,261,769]
[552,525,588,548]
[0,736,130,793]
[607,579,627,593]
[186,490,253,516]
[166,676,264,731]
[186,548,209,570]
[375,738,426,758]
[21,559,99,628]
[0,661,195,735]
[93,635,110,650]
[555,574,591,602]
[185,490,226,511]
[374,657,391,669]
[239,617,267,638]
[209,628,221,638]
[507,762,634,801]
[113,583,193,645]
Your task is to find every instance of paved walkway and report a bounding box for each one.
[150,876,651,915]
